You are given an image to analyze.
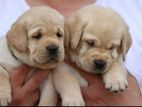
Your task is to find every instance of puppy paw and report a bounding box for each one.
[0,88,12,106]
[73,72,88,87]
[62,97,85,106]
[104,76,128,92]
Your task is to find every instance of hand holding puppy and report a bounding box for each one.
[81,71,142,106]
[9,65,49,106]
[67,62,142,106]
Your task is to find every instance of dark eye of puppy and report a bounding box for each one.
[56,32,62,38]
[86,40,95,47]
[32,33,42,39]
[109,45,117,50]
[109,46,114,50]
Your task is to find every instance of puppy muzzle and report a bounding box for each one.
[46,44,61,63]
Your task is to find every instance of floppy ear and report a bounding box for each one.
[64,21,70,49]
[6,22,27,52]
[120,30,132,60]
[67,15,87,49]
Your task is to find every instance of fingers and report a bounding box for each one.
[22,70,49,93]
[21,90,40,106]
[10,65,49,106]
[10,89,40,106]
[10,64,32,89]
[29,90,40,106]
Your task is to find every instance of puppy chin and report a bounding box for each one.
[36,63,58,69]
[30,52,64,69]
[82,67,106,74]
[33,60,59,69]
[92,69,108,74]
[30,57,58,69]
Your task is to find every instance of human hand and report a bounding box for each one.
[80,70,142,106]
[9,64,49,106]
[66,61,142,106]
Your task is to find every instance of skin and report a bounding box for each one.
[67,61,142,106]
[9,65,49,106]
[9,0,142,106]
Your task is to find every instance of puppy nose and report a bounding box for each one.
[94,60,106,70]
[47,44,59,55]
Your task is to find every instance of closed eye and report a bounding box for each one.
[109,46,114,50]
[86,40,95,47]
[32,33,42,39]
[109,45,118,50]
[56,32,62,38]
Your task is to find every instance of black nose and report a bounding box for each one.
[47,45,59,56]
[94,60,106,70]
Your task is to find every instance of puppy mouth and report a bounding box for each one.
[33,57,59,65]
[47,58,58,63]
[93,68,106,74]
[93,65,111,74]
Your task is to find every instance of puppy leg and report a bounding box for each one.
[39,74,58,106]
[102,61,128,92]
[53,63,85,106]
[0,66,11,106]
[66,63,88,87]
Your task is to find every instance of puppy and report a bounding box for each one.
[65,5,132,92]
[0,6,84,106]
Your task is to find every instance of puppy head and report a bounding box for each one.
[7,6,65,69]
[66,6,132,74]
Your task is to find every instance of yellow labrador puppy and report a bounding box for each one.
[65,5,132,92]
[0,6,84,106]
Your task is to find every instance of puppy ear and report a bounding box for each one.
[67,15,87,49]
[6,22,27,52]
[120,29,132,60]
[64,22,70,49]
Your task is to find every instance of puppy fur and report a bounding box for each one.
[65,5,132,92]
[0,6,84,106]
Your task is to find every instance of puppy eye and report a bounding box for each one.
[56,32,62,38]
[86,40,95,47]
[109,46,116,50]
[32,33,42,39]
[109,46,114,50]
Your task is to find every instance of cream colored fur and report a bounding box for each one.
[0,6,85,106]
[65,5,132,92]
